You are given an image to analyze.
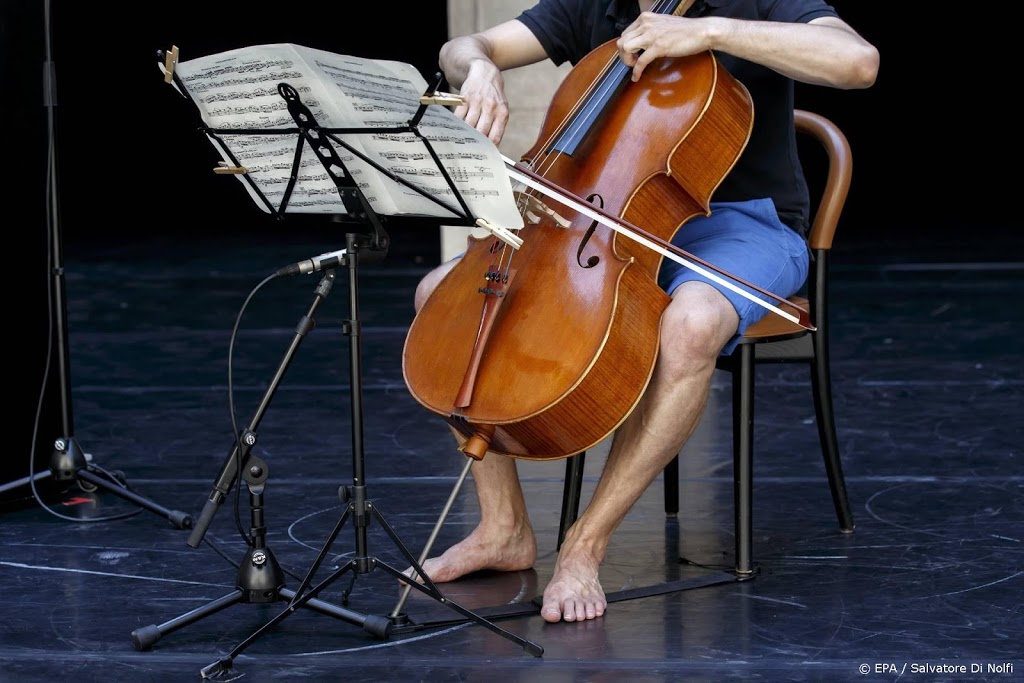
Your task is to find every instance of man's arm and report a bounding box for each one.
[439,20,549,144]
[617,14,880,88]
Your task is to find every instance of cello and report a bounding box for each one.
[403,0,757,461]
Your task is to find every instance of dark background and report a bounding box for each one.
[3,2,1018,485]
[7,3,1019,245]
[3,1,454,486]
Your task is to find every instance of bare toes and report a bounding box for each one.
[541,604,563,623]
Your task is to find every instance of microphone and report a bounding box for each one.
[274,248,348,277]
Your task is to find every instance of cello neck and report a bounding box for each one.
[650,0,691,17]
[549,0,695,156]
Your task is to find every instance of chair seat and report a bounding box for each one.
[739,295,810,343]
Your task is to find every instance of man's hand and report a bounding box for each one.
[616,13,708,82]
[451,59,510,145]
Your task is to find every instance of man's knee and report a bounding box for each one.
[414,275,436,313]
[659,284,738,368]
[414,259,459,313]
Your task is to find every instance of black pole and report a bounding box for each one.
[19,0,192,528]
[43,0,71,441]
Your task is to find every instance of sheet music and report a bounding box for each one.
[170,43,523,227]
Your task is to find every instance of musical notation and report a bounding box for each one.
[462,188,501,199]
[184,70,306,94]
[449,166,495,182]
[201,84,313,103]
[233,146,295,160]
[388,165,443,177]
[173,43,523,224]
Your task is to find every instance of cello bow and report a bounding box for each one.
[503,155,814,331]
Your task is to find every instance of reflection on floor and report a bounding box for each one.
[2,226,1021,682]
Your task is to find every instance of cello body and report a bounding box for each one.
[402,40,752,460]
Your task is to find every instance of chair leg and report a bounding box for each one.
[557,451,586,550]
[733,343,755,576]
[811,333,855,533]
[663,455,679,516]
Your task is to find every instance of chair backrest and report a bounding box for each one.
[794,110,852,252]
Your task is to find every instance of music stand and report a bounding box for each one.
[132,48,541,675]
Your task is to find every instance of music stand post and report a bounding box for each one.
[141,55,542,672]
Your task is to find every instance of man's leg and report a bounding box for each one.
[540,282,738,622]
[539,200,809,622]
[405,258,537,583]
[408,451,537,583]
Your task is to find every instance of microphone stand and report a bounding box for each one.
[132,268,363,652]
[0,0,192,528]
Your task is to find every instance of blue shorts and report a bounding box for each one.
[657,198,810,355]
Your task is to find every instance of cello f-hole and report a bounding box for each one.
[576,193,604,269]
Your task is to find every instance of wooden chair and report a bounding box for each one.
[557,109,856,577]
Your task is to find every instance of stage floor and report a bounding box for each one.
[2,225,1021,682]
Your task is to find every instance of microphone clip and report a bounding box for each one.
[274,248,348,277]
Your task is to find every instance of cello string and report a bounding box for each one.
[506,37,632,272]
[525,0,680,178]
[514,0,683,218]
[502,0,685,277]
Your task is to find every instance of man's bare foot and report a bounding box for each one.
[540,552,606,623]
[402,522,537,585]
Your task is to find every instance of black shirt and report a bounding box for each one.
[516,0,839,237]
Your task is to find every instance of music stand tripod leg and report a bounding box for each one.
[197,489,542,679]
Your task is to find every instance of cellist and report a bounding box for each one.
[407,0,879,623]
